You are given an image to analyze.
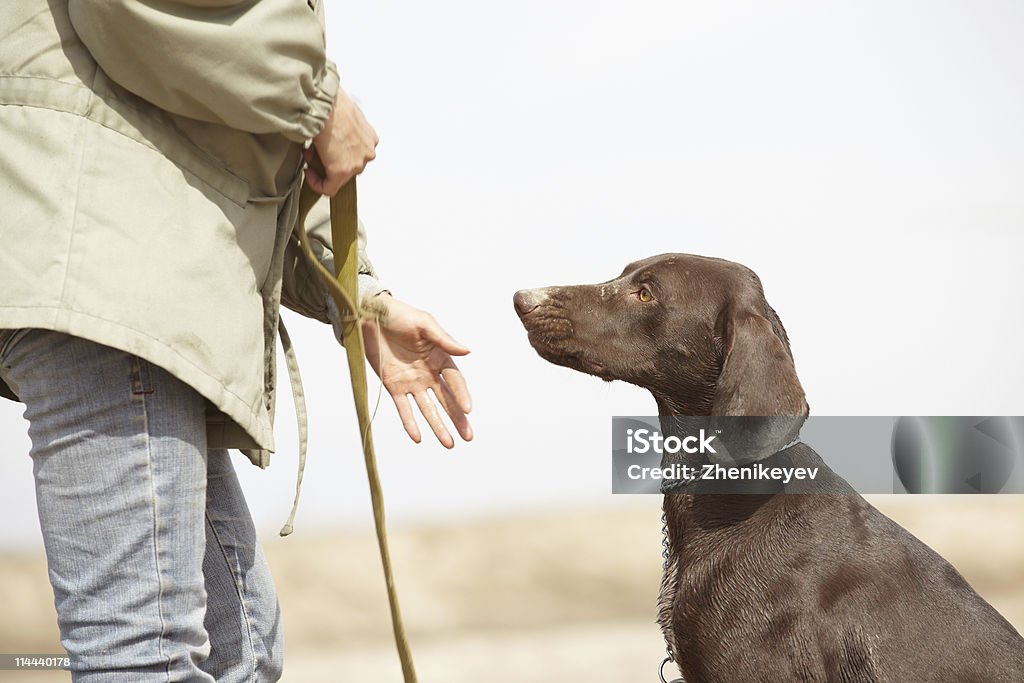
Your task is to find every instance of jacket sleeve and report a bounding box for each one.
[67,0,338,142]
[281,195,384,324]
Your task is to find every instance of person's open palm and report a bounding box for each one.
[361,295,472,448]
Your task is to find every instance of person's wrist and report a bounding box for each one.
[361,289,392,326]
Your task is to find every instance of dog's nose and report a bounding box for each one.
[513,289,544,316]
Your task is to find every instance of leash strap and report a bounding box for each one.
[295,171,419,683]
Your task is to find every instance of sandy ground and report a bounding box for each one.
[1,497,1021,682]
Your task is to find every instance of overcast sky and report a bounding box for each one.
[2,0,1022,547]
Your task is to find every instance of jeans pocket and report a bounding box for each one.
[0,328,30,363]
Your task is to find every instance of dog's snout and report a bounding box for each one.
[513,288,546,316]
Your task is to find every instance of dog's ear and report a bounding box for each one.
[713,310,806,416]
[709,309,807,463]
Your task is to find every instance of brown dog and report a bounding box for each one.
[515,254,1024,682]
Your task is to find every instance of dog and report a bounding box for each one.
[514,253,1024,682]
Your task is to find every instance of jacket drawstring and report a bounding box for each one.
[277,319,308,537]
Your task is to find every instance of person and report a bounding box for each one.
[0,0,472,680]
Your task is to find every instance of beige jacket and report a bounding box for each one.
[0,0,377,465]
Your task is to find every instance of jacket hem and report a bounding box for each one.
[0,306,275,460]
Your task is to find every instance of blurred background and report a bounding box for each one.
[2,0,1023,680]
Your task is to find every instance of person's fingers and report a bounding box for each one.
[391,392,422,444]
[412,389,454,449]
[350,104,379,150]
[435,377,473,442]
[303,166,329,196]
[439,359,472,414]
[306,154,351,196]
[320,171,343,196]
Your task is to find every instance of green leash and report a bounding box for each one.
[295,172,419,683]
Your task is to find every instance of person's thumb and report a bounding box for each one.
[423,318,469,356]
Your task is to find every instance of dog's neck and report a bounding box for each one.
[652,390,808,488]
[652,391,714,419]
[652,393,719,476]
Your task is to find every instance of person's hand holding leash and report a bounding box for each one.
[362,294,473,448]
[304,85,378,195]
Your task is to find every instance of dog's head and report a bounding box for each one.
[514,253,808,427]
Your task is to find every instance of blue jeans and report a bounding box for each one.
[0,330,284,682]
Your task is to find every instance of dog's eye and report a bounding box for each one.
[637,287,654,303]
